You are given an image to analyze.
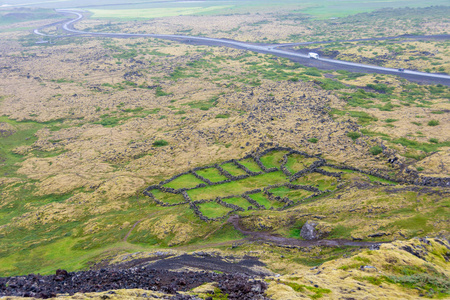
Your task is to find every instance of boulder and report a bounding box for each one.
[300,220,333,240]
[300,221,319,240]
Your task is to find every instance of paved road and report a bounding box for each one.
[34,9,450,86]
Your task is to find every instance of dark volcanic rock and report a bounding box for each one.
[0,266,268,299]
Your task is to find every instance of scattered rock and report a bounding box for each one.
[300,220,333,240]
[360,265,377,272]
[0,267,268,300]
[368,232,389,238]
[300,221,319,240]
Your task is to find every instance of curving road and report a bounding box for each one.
[34,9,450,86]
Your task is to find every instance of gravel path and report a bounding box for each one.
[227,215,381,248]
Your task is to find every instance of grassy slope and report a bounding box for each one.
[264,238,450,299]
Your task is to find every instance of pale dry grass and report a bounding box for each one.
[331,40,450,73]
[266,238,450,299]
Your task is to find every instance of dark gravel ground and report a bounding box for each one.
[0,266,269,299]
[92,252,271,276]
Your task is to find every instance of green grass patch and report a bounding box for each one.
[0,116,66,177]
[349,111,378,125]
[94,114,122,126]
[354,256,371,264]
[385,119,398,123]
[315,78,347,90]
[113,49,138,60]
[222,197,253,209]
[153,139,168,147]
[94,108,159,127]
[163,173,206,190]
[155,87,172,97]
[365,174,397,185]
[204,287,228,300]
[187,171,287,201]
[338,262,364,271]
[247,192,284,209]
[292,256,337,267]
[303,68,322,77]
[391,137,450,153]
[197,202,233,219]
[339,89,375,108]
[259,151,289,169]
[386,271,450,298]
[360,129,390,139]
[269,186,314,202]
[215,113,230,119]
[366,83,394,94]
[184,95,219,111]
[293,173,337,191]
[330,109,378,125]
[246,59,302,82]
[319,166,353,173]
[369,145,383,155]
[356,276,384,285]
[150,189,186,205]
[196,168,228,182]
[328,225,354,239]
[281,281,331,299]
[0,185,74,228]
[346,132,361,140]
[193,223,244,245]
[238,158,263,173]
[220,162,247,176]
[285,155,318,174]
[0,197,161,275]
[427,120,440,126]
[391,215,432,233]
[0,237,94,276]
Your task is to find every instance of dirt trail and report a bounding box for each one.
[123,212,157,242]
[123,219,144,242]
[227,215,381,248]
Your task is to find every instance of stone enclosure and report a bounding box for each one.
[143,147,403,221]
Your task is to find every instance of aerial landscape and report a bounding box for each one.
[0,0,449,299]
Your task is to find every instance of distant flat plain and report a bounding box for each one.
[4,0,450,18]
